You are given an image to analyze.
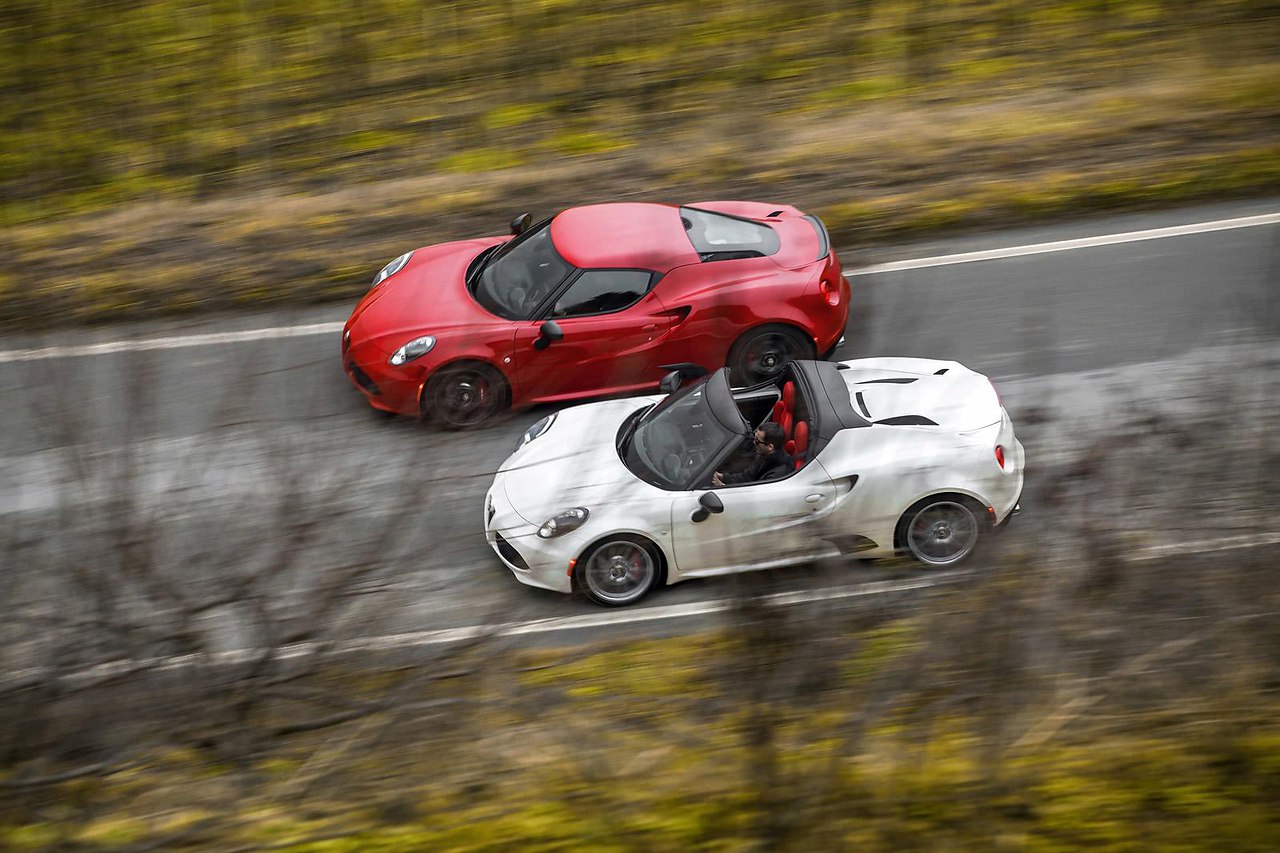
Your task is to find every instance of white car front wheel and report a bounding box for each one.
[578,536,660,607]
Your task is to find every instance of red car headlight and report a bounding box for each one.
[389,335,437,366]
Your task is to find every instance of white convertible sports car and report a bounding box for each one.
[485,358,1024,606]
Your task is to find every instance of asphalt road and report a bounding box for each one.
[3,197,1279,642]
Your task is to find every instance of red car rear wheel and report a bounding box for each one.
[727,324,814,387]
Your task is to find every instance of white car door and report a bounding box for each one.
[668,465,837,577]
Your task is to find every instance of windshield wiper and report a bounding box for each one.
[616,405,652,454]
[465,245,501,292]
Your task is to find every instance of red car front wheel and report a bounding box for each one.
[422,363,507,429]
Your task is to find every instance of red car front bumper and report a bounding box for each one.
[342,336,425,415]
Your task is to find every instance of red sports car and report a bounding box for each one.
[341,201,849,427]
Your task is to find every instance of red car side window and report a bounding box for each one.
[552,269,653,318]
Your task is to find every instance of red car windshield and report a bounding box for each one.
[473,220,576,319]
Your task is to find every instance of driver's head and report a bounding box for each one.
[755,422,786,455]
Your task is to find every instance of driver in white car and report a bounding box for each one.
[712,422,793,486]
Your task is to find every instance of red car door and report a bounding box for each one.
[511,269,677,403]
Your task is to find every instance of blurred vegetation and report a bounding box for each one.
[4,553,1280,851]
[3,0,1278,212]
[1,0,1279,326]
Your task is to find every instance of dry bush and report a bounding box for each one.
[0,346,514,846]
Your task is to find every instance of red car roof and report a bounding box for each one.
[550,203,700,273]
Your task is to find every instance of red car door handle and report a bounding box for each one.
[653,305,692,324]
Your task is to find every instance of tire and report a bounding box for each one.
[727,324,815,387]
[577,535,662,607]
[422,362,507,429]
[897,496,985,568]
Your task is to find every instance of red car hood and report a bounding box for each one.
[346,238,504,353]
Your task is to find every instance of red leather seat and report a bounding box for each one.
[772,385,797,440]
[792,420,809,469]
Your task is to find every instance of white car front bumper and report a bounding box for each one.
[484,482,580,595]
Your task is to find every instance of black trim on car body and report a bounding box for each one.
[874,415,938,426]
[802,214,831,261]
[796,360,870,431]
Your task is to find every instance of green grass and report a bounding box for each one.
[3,0,1276,219]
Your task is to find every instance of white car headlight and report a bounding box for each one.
[389,335,436,366]
[538,507,589,539]
[516,413,557,452]
[372,251,414,287]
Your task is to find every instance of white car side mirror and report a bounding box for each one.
[690,491,724,523]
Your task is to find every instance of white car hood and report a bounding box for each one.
[497,397,660,523]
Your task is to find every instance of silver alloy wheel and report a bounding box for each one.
[582,539,656,605]
[905,500,980,566]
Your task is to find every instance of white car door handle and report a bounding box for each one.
[805,494,824,504]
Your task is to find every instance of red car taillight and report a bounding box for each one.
[995,445,1006,470]
[819,277,841,307]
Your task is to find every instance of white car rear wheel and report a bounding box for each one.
[902,498,982,567]
[579,536,659,607]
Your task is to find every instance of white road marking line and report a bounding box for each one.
[1126,530,1280,561]
[855,211,1280,275]
[343,570,972,652]
[261,530,1280,651]
[1,572,969,687]
[6,529,1279,686]
[1,211,1277,364]
[0,322,345,364]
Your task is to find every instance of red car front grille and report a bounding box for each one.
[346,361,380,395]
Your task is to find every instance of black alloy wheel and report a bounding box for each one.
[424,363,506,429]
[728,325,814,386]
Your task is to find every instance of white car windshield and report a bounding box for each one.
[621,384,742,490]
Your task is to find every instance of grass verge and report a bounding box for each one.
[1,63,1278,331]
[4,592,1278,851]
